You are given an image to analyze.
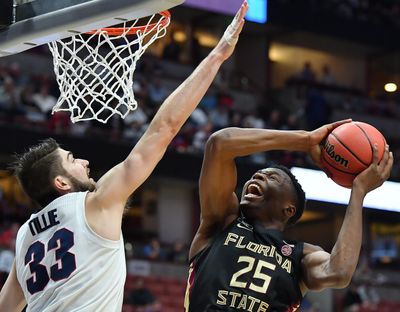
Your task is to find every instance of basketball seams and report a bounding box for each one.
[331,131,369,167]
[354,123,374,164]
[321,153,357,187]
[322,121,386,188]
[321,150,363,175]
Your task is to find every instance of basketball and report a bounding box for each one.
[320,121,386,188]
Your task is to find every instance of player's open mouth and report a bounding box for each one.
[244,183,263,199]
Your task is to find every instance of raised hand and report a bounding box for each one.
[213,0,248,60]
[353,144,393,195]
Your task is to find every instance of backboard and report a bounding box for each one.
[0,0,184,57]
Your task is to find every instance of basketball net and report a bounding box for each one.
[48,11,170,123]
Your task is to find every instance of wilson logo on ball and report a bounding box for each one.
[324,141,349,168]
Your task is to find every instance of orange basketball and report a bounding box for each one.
[320,121,386,188]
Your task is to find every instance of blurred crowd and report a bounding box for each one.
[289,61,400,179]
[0,221,18,286]
[1,55,399,179]
[132,238,188,264]
[291,61,400,121]
[329,0,400,27]
[280,0,400,28]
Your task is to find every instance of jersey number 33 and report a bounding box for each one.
[24,228,76,295]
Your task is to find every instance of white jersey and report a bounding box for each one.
[15,192,126,312]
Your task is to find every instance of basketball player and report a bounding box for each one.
[0,2,249,311]
[185,122,393,312]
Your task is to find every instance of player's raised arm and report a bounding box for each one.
[301,145,393,291]
[85,1,248,237]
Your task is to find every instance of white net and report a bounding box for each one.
[48,12,170,123]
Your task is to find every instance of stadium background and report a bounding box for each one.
[0,0,399,311]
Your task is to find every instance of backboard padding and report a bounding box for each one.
[0,0,184,57]
[16,0,95,21]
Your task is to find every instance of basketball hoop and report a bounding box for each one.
[86,11,170,36]
[48,11,170,123]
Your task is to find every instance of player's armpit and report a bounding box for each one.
[189,213,238,261]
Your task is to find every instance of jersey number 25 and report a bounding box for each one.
[230,256,276,293]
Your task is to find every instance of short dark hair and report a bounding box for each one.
[269,164,306,225]
[11,138,66,208]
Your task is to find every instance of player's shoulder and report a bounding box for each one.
[17,192,87,233]
[54,191,87,203]
[17,220,29,235]
[46,191,87,214]
[15,219,32,249]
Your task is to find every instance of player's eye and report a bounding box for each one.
[269,174,279,181]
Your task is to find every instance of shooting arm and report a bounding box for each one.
[301,186,366,291]
[301,145,393,291]
[210,127,310,158]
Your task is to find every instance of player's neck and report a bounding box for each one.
[257,219,285,231]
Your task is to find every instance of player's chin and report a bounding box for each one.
[239,197,263,209]
[239,202,262,220]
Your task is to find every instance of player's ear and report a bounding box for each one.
[284,204,296,219]
[54,176,71,191]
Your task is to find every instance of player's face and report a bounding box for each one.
[239,168,294,220]
[58,148,96,192]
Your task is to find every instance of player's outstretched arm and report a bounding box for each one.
[301,145,393,292]
[85,1,248,239]
[0,261,26,312]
